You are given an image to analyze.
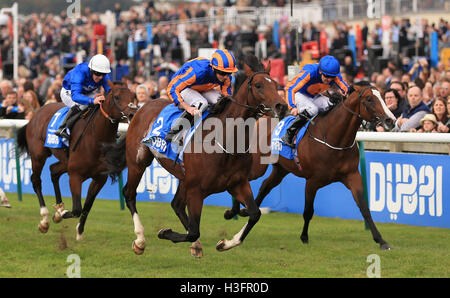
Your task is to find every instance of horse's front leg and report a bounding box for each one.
[342,171,391,250]
[217,180,260,251]
[62,174,83,219]
[158,187,203,244]
[75,175,107,241]
[49,161,68,223]
[170,182,203,258]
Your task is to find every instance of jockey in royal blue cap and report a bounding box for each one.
[281,55,349,148]
[55,54,112,140]
[165,49,238,142]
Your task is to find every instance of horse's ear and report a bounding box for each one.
[265,60,271,73]
[244,64,254,77]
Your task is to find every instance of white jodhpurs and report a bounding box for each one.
[294,92,332,115]
[180,88,221,113]
[60,87,97,109]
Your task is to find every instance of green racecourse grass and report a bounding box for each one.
[0,193,449,278]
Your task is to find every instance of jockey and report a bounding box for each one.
[282,55,349,148]
[165,49,238,142]
[55,54,112,140]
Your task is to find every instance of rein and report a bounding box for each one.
[216,71,272,155]
[99,87,136,124]
[306,85,375,151]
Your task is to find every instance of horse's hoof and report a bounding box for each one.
[380,243,391,250]
[52,212,62,223]
[157,228,172,239]
[300,235,309,244]
[132,240,145,255]
[38,223,49,233]
[216,239,226,252]
[190,246,203,258]
[62,211,72,219]
[223,210,235,220]
[75,224,83,241]
[238,208,249,217]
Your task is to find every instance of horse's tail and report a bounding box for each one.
[101,136,127,183]
[16,124,29,156]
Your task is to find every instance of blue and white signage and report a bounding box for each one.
[1,138,448,228]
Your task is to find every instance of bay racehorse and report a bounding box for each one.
[16,81,137,239]
[225,81,396,250]
[103,55,288,256]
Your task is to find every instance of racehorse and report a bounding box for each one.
[225,82,396,250]
[103,54,288,256]
[16,81,136,239]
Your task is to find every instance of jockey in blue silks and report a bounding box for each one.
[55,54,112,139]
[164,49,238,142]
[281,55,349,148]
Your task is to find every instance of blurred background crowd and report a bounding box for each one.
[0,0,449,133]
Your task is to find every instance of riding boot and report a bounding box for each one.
[281,110,311,148]
[165,110,194,143]
[55,105,82,140]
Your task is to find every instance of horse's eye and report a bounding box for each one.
[367,97,373,103]
[255,83,262,89]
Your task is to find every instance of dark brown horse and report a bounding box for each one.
[16,81,136,240]
[103,55,288,256]
[225,82,396,250]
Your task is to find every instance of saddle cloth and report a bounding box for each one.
[44,107,70,148]
[142,104,210,163]
[271,115,311,160]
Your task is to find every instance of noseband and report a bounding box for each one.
[100,87,137,123]
[229,71,273,118]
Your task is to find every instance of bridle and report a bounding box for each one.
[341,85,382,124]
[99,87,137,123]
[215,71,274,155]
[306,85,378,151]
[228,71,273,118]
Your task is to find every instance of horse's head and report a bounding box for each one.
[346,82,396,130]
[241,58,288,119]
[103,80,138,123]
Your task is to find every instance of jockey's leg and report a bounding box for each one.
[55,105,82,139]
[281,93,318,148]
[314,94,335,112]
[202,90,221,106]
[165,88,208,142]
[55,88,87,139]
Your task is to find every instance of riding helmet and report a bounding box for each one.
[88,54,111,74]
[318,55,340,77]
[210,49,238,73]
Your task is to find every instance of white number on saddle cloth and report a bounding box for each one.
[152,117,164,136]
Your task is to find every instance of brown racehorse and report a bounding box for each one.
[225,81,396,250]
[103,55,288,256]
[16,81,136,240]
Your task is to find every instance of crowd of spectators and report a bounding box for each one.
[0,1,449,134]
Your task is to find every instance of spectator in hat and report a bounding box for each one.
[410,114,438,133]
